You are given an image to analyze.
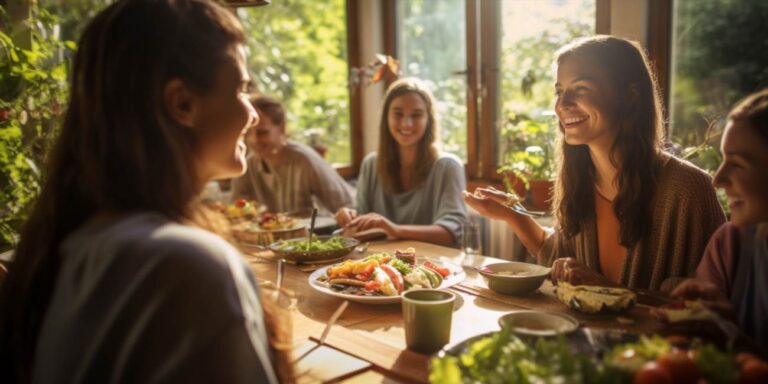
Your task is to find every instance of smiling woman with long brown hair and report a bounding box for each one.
[465,35,726,292]
[0,1,292,382]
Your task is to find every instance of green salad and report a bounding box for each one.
[430,325,741,384]
[275,235,347,252]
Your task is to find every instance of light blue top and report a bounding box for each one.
[33,213,279,384]
[356,152,468,246]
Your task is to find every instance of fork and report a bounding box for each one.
[510,203,548,218]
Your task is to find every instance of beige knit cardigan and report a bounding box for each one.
[537,154,726,292]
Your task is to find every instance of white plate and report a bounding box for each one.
[308,258,466,304]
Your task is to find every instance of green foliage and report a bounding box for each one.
[497,115,556,190]
[396,0,467,159]
[0,5,81,251]
[670,0,768,173]
[238,0,351,165]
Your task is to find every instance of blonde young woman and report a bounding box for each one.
[336,78,468,247]
[464,36,725,291]
[0,1,292,382]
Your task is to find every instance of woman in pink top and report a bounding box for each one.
[673,89,768,352]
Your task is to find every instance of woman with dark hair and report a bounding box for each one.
[0,1,289,382]
[335,78,467,247]
[464,35,725,291]
[671,89,768,352]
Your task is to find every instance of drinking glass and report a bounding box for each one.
[461,220,481,265]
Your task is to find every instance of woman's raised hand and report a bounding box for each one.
[461,186,521,221]
[550,257,617,287]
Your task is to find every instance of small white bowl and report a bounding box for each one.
[498,310,579,337]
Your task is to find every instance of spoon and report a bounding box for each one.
[307,208,318,251]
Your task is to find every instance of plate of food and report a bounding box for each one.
[216,198,265,222]
[232,213,307,247]
[269,235,359,264]
[308,247,466,304]
[555,281,636,314]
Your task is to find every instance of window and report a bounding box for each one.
[238,1,352,166]
[669,0,768,172]
[393,0,596,181]
[396,0,468,159]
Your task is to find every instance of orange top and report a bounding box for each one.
[595,190,627,283]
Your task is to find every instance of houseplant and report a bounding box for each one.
[497,112,557,211]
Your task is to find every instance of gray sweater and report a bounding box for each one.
[33,213,278,384]
[356,152,468,246]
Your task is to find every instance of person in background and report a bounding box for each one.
[231,95,354,216]
[671,89,768,352]
[335,78,468,247]
[464,35,725,291]
[0,1,291,382]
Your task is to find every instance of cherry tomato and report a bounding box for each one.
[739,358,768,384]
[656,351,699,384]
[424,261,450,277]
[364,280,380,292]
[234,198,248,208]
[633,362,672,384]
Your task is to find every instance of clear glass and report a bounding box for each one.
[238,1,351,166]
[396,0,468,160]
[497,0,595,170]
[460,219,481,266]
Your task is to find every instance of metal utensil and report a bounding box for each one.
[354,242,369,254]
[319,300,349,345]
[293,299,349,363]
[307,208,318,251]
[272,258,285,301]
[510,203,547,218]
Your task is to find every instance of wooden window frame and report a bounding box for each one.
[360,0,613,188]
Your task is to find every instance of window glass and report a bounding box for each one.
[238,1,351,165]
[396,0,468,160]
[669,0,768,172]
[497,0,595,179]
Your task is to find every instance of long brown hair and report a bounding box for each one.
[552,35,665,247]
[0,0,278,381]
[377,78,440,193]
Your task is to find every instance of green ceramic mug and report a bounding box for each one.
[401,289,456,354]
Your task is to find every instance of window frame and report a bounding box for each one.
[369,0,612,186]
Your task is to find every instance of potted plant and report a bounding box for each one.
[497,113,557,211]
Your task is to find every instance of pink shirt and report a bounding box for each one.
[696,222,742,297]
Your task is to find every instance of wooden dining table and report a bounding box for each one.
[243,239,665,384]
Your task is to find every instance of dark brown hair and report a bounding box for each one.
[728,88,768,142]
[552,35,665,247]
[0,0,256,381]
[377,78,439,193]
[251,94,286,127]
